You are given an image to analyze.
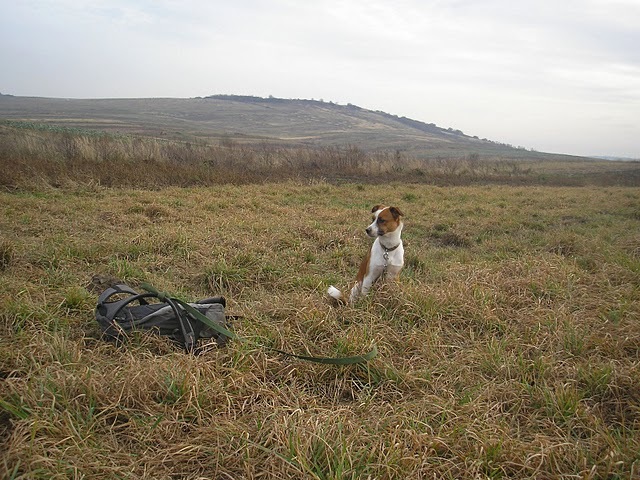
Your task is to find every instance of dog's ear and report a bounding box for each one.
[371,204,386,213]
[389,206,404,218]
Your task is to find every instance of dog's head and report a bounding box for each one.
[366,204,404,238]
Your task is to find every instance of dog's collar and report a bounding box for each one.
[380,242,402,264]
[381,242,401,253]
[381,242,401,269]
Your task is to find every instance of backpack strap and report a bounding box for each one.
[163,296,197,352]
[195,296,226,307]
[98,284,149,306]
[97,291,157,323]
[97,285,197,352]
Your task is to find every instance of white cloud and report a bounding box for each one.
[0,0,638,157]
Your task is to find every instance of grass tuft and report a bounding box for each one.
[0,240,13,271]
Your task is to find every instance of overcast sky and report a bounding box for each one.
[1,0,639,158]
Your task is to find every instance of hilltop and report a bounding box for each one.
[0,93,578,160]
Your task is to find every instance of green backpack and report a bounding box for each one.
[95,283,230,352]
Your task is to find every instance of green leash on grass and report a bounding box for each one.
[141,283,377,365]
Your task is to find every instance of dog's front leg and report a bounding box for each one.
[348,274,374,303]
[352,267,384,302]
[348,281,363,304]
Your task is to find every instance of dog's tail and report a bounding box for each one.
[327,285,346,305]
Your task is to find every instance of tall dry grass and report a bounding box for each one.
[3,121,638,189]
[1,180,639,478]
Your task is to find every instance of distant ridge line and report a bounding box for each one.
[203,94,467,138]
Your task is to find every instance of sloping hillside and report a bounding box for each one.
[0,94,571,159]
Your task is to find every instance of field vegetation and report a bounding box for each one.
[0,123,639,478]
[2,121,639,188]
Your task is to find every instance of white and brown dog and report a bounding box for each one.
[328,204,404,304]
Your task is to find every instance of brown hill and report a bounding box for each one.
[0,93,578,160]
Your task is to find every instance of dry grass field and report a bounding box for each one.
[1,177,639,478]
[2,121,640,189]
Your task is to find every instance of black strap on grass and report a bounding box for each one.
[99,285,198,351]
[141,283,377,365]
